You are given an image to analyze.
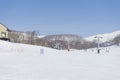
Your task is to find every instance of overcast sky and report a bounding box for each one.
[0,0,120,37]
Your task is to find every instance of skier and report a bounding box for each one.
[40,48,44,54]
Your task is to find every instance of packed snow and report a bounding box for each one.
[0,40,120,80]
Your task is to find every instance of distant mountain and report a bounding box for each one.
[37,34,92,50]
[42,34,85,42]
[84,30,120,43]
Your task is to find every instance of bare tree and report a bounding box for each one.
[8,31,22,43]
[25,30,39,45]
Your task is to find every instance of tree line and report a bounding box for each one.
[8,30,120,50]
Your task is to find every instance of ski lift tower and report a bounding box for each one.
[94,36,103,54]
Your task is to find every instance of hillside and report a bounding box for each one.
[42,34,85,42]
[85,30,120,42]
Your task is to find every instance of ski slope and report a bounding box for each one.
[85,30,120,42]
[0,40,120,80]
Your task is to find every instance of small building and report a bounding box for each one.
[0,23,10,41]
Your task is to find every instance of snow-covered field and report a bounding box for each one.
[0,40,120,80]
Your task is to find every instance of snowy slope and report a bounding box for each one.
[37,35,46,38]
[0,40,120,80]
[85,30,120,42]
